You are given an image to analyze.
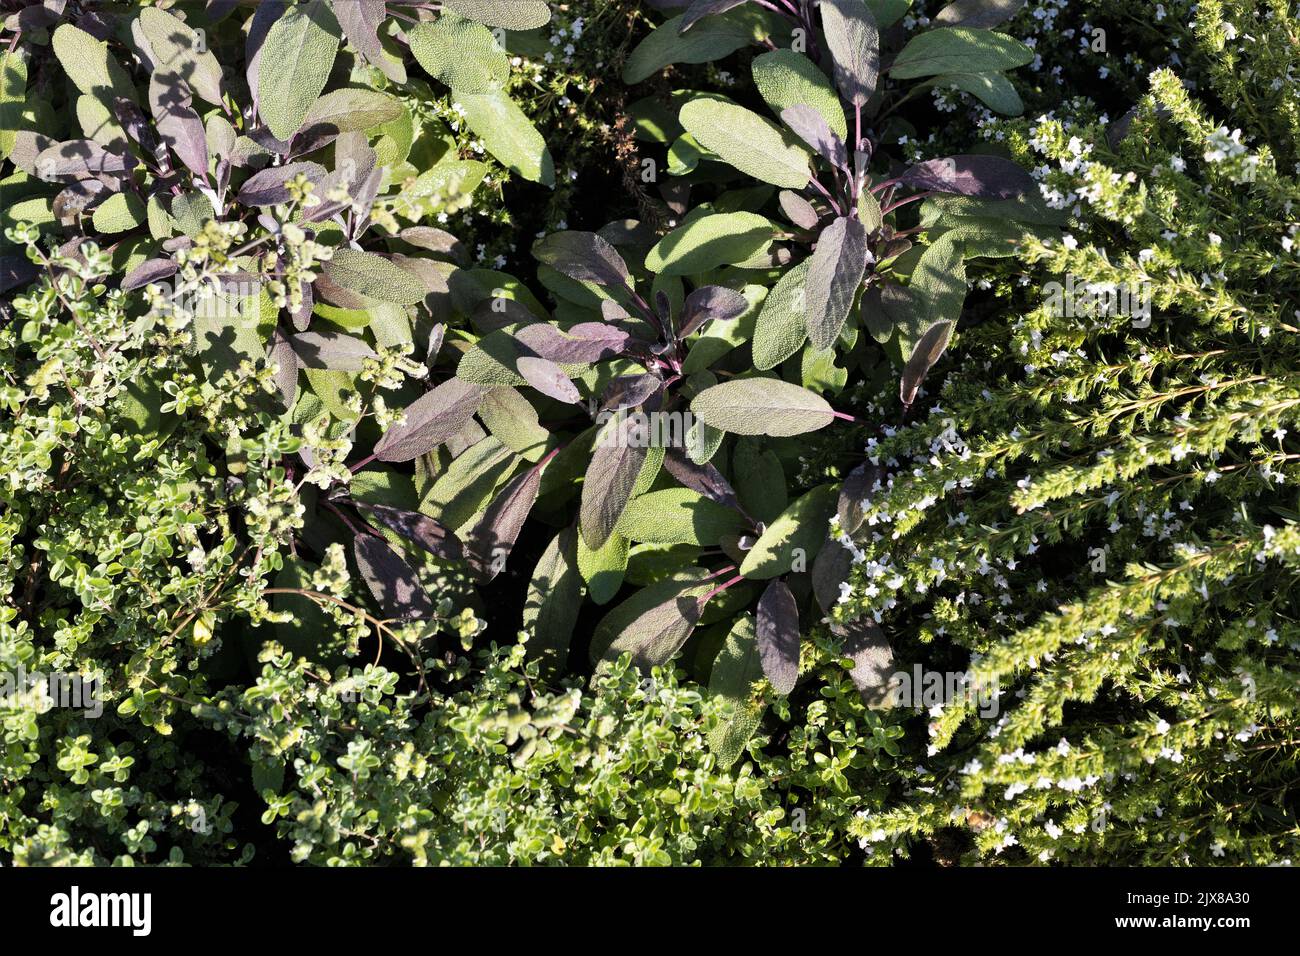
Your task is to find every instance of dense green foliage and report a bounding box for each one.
[1,0,1296,867]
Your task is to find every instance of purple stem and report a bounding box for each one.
[348,453,378,474]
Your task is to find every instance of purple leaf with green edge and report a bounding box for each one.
[35,140,130,178]
[837,617,896,707]
[934,0,1026,29]
[780,104,848,170]
[312,272,370,311]
[334,0,403,82]
[375,378,486,463]
[354,501,464,561]
[805,216,870,351]
[601,592,704,670]
[532,230,630,288]
[464,465,542,581]
[515,322,630,363]
[897,154,1035,200]
[267,327,298,407]
[121,258,177,292]
[838,461,882,535]
[600,374,663,412]
[821,0,880,108]
[517,356,582,404]
[661,448,742,511]
[756,578,800,694]
[679,285,749,338]
[237,161,327,206]
[899,320,955,406]
[779,190,820,230]
[680,0,751,32]
[581,414,650,550]
[353,533,436,622]
[289,330,377,371]
[399,226,470,266]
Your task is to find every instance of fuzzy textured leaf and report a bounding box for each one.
[806,217,869,350]
[820,0,880,108]
[257,1,340,141]
[679,99,810,189]
[890,27,1032,79]
[376,379,486,462]
[691,378,835,437]
[739,484,837,579]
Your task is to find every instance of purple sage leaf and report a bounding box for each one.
[821,0,880,108]
[517,356,582,404]
[121,258,178,292]
[353,533,435,621]
[756,578,800,694]
[533,230,631,288]
[353,501,464,560]
[237,161,328,207]
[806,216,870,351]
[375,378,486,463]
[464,465,543,582]
[679,285,749,338]
[680,0,751,32]
[897,155,1035,200]
[780,104,848,170]
[290,330,377,372]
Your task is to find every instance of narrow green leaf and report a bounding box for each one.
[707,614,767,767]
[456,88,555,186]
[646,209,777,276]
[751,49,848,139]
[890,27,1033,79]
[739,484,837,579]
[257,0,340,141]
[679,99,811,189]
[691,378,835,438]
